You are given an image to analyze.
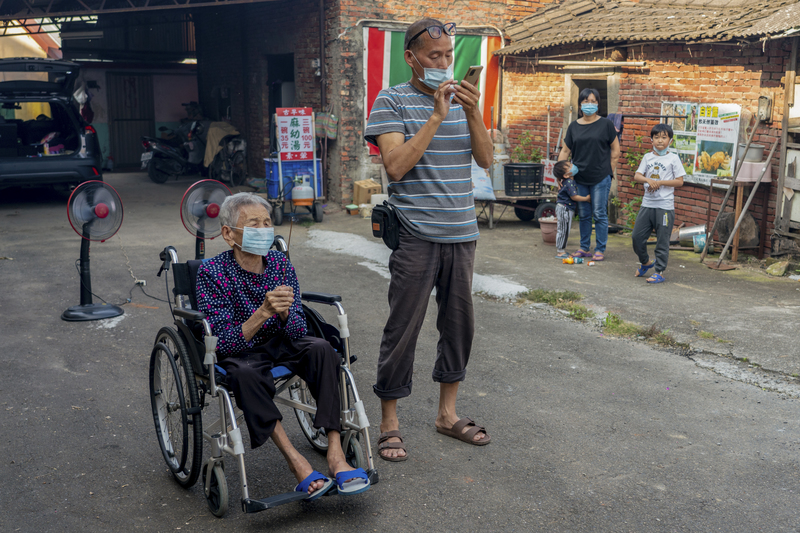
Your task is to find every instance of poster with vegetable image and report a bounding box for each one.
[693,103,741,186]
[660,101,698,181]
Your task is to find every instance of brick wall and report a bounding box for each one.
[193,0,555,207]
[502,39,792,254]
[194,1,324,181]
[328,0,557,205]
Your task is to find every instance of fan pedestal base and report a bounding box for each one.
[61,303,124,322]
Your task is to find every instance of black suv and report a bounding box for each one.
[0,58,103,192]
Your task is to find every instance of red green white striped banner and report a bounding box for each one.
[364,26,501,153]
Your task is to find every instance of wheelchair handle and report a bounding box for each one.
[157,246,179,277]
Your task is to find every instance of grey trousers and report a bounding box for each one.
[374,225,477,400]
[555,203,574,253]
[632,206,675,273]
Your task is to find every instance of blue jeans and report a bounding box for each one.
[576,175,611,254]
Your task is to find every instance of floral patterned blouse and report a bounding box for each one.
[196,249,307,358]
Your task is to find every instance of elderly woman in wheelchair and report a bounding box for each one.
[150,192,374,518]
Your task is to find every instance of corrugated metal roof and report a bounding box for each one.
[500,0,800,56]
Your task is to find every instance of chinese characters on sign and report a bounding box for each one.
[276,107,314,161]
[694,103,740,186]
[660,102,740,186]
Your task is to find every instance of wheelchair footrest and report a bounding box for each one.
[242,491,309,513]
[242,469,380,512]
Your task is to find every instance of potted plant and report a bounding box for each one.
[505,131,544,197]
[510,131,543,164]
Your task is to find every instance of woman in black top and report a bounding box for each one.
[558,88,620,261]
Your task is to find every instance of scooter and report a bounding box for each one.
[208,127,247,186]
[141,120,208,184]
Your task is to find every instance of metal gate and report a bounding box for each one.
[107,73,154,168]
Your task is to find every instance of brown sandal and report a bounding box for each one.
[377,430,408,462]
[436,417,491,446]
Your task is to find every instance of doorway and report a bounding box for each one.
[266,54,294,154]
[107,73,155,168]
[571,78,609,119]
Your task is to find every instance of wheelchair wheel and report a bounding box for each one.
[290,381,328,453]
[344,434,365,470]
[150,327,203,489]
[202,461,228,518]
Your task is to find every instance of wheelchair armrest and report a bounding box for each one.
[173,307,206,322]
[301,291,342,304]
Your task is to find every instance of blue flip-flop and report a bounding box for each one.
[295,470,334,502]
[333,468,370,496]
[635,261,655,277]
[646,273,665,284]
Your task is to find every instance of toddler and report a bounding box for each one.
[553,160,590,259]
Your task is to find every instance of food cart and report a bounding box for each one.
[266,107,325,225]
[476,160,557,229]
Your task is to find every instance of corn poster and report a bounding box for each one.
[693,103,741,185]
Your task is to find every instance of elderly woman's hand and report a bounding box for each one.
[261,285,294,320]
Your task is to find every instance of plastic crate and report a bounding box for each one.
[265,158,322,201]
[504,163,544,196]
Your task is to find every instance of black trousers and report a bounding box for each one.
[219,335,341,449]
[374,225,477,400]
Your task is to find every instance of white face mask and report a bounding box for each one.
[232,226,274,256]
[410,50,453,90]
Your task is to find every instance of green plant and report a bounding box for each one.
[698,330,715,339]
[611,196,642,229]
[510,131,543,163]
[603,314,688,349]
[518,289,594,321]
[625,135,645,171]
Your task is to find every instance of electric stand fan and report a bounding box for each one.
[62,180,125,321]
[180,179,231,259]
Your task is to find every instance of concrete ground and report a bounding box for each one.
[1,172,799,532]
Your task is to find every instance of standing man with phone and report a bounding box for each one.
[364,18,493,462]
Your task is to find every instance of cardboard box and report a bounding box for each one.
[353,179,381,205]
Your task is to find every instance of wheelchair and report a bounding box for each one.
[148,237,377,517]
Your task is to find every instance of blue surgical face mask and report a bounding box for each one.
[581,103,598,116]
[411,51,453,91]
[569,163,579,177]
[233,226,274,256]
[654,147,669,156]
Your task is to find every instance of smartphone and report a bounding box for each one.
[460,65,484,88]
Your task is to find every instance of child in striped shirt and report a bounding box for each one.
[553,160,590,259]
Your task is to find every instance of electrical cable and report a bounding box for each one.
[117,235,144,285]
[128,281,170,304]
[74,259,128,306]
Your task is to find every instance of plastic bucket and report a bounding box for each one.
[539,218,558,245]
[693,234,714,254]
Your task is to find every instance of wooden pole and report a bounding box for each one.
[547,104,551,160]
[776,36,798,232]
[732,183,743,262]
[699,120,760,261]
[715,139,780,267]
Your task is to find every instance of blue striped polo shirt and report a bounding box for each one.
[364,82,479,244]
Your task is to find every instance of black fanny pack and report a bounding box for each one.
[371,201,400,250]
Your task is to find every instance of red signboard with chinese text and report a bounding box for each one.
[276,107,314,161]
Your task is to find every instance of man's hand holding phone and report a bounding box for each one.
[453,65,483,114]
